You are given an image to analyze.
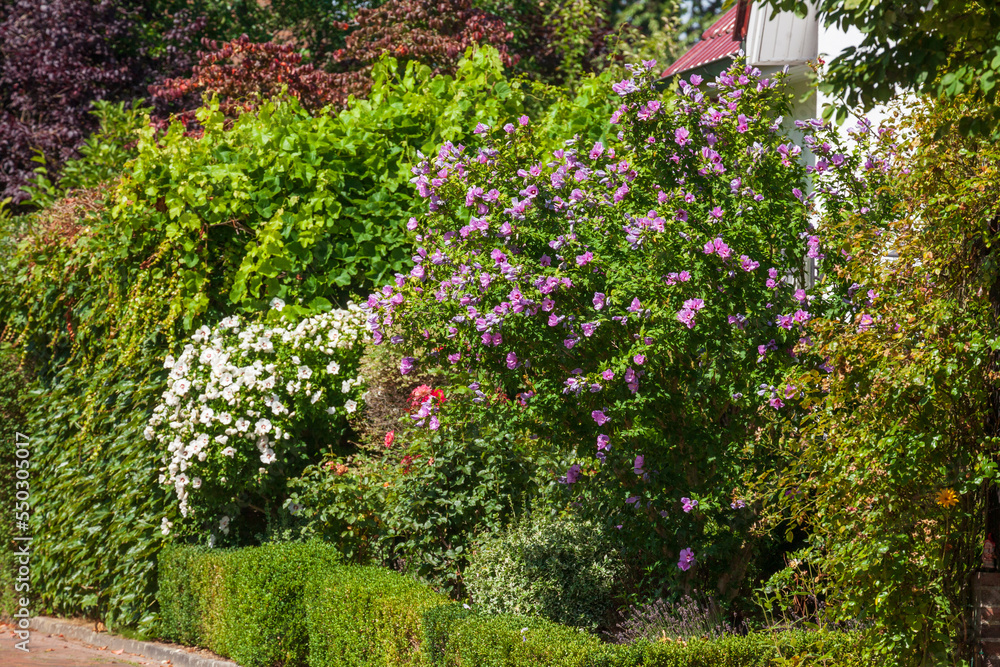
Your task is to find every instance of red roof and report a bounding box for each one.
[662,0,751,78]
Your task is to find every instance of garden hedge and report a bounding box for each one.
[158,541,342,667]
[305,564,448,667]
[159,542,871,667]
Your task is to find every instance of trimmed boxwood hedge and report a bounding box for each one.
[158,542,871,667]
[437,611,604,666]
[158,540,342,667]
[305,564,448,667]
[433,611,871,667]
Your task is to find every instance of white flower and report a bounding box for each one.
[255,419,273,435]
[326,360,340,375]
[235,418,250,432]
[160,517,173,536]
[298,365,312,380]
[261,375,276,390]
[143,425,155,441]
[174,379,191,395]
[192,477,202,489]
[345,399,358,414]
[260,450,277,464]
[219,412,232,425]
[310,390,323,404]
[286,381,299,394]
[341,379,353,393]
[199,348,217,365]
[208,534,217,548]
[291,355,300,365]
[326,406,337,415]
[214,434,229,445]
[270,297,286,311]
[219,372,234,387]
[221,446,236,457]
[163,355,175,369]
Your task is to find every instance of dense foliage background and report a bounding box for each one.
[1,0,998,664]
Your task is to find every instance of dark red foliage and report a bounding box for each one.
[150,0,513,124]
[0,0,206,206]
[342,0,513,77]
[149,35,363,123]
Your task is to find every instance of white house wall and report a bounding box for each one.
[746,1,818,67]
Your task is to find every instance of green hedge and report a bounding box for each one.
[159,542,870,667]
[158,541,341,667]
[437,612,604,667]
[636,630,872,667]
[305,564,448,667]
[435,618,870,667]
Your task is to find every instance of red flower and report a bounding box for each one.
[408,385,446,411]
[385,430,395,448]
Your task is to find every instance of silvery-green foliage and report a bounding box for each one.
[465,510,623,629]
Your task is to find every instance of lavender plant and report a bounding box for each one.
[613,594,742,643]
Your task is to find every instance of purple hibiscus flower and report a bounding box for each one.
[678,548,696,571]
[400,357,416,375]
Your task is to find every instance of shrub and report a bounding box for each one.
[148,304,366,541]
[149,35,363,122]
[158,541,341,666]
[282,454,389,564]
[378,426,544,595]
[157,544,221,646]
[465,511,624,629]
[369,55,815,597]
[305,563,447,667]
[613,595,741,644]
[770,96,999,663]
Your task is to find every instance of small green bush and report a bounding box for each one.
[158,541,341,667]
[465,511,623,629]
[305,564,448,667]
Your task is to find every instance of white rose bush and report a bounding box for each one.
[147,302,366,539]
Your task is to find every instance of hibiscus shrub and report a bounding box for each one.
[368,58,820,596]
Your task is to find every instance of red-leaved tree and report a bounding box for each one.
[150,0,513,124]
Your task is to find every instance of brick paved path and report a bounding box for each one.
[0,622,160,666]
